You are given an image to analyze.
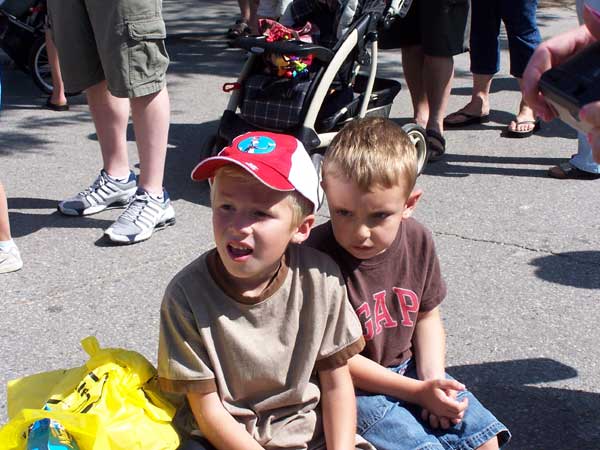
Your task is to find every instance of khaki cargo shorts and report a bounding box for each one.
[47,0,169,98]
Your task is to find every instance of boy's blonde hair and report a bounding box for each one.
[323,117,418,194]
[212,165,313,227]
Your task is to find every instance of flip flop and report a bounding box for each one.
[45,97,69,112]
[443,110,490,128]
[505,119,540,138]
[426,129,446,162]
[548,162,600,180]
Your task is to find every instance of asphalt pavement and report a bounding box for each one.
[1,1,599,449]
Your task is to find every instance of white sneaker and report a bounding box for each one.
[104,189,176,244]
[58,170,137,216]
[0,245,23,274]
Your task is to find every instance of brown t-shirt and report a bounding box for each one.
[157,244,365,449]
[306,218,446,368]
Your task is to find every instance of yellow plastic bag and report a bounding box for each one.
[0,336,180,450]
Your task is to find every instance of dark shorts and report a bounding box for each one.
[47,0,169,98]
[380,0,470,57]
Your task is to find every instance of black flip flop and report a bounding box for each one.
[45,97,69,112]
[426,129,446,162]
[443,110,490,128]
[505,119,540,138]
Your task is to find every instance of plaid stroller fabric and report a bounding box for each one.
[240,74,312,130]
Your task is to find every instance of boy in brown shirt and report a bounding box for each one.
[307,117,511,450]
[157,131,372,450]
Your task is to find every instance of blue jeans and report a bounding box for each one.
[469,0,541,78]
[356,360,511,450]
[571,132,600,174]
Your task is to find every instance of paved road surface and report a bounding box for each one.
[1,2,598,448]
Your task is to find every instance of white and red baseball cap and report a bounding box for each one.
[191,132,320,212]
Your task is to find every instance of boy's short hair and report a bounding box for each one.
[212,165,313,227]
[323,117,418,194]
[191,131,320,218]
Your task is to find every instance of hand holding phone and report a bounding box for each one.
[538,41,600,133]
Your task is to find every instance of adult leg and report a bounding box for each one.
[423,55,454,136]
[502,0,541,135]
[401,45,429,128]
[45,30,67,108]
[86,80,131,179]
[445,0,500,126]
[130,87,170,196]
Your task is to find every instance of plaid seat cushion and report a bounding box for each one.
[240,74,312,130]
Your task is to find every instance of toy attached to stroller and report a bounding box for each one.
[0,0,55,94]
[202,0,428,174]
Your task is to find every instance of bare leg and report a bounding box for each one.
[86,80,131,179]
[444,73,493,125]
[401,45,429,128]
[0,181,11,242]
[508,78,537,133]
[477,436,499,450]
[423,55,454,135]
[45,30,67,106]
[130,88,170,196]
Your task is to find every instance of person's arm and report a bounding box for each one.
[319,363,357,450]
[347,352,467,422]
[187,392,264,450]
[412,307,468,429]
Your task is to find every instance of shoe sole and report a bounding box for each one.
[0,261,23,273]
[58,199,133,216]
[104,217,176,244]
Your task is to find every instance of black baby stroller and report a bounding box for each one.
[0,0,54,94]
[202,0,428,174]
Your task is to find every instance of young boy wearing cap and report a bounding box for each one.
[307,117,510,450]
[157,131,373,450]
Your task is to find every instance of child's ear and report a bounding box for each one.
[401,189,422,219]
[291,214,316,244]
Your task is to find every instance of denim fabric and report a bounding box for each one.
[571,132,600,174]
[469,0,541,77]
[569,0,600,174]
[356,360,511,450]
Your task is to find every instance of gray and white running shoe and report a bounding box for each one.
[58,170,137,216]
[104,189,176,244]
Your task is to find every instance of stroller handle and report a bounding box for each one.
[232,36,334,63]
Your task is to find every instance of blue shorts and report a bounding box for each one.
[356,360,511,450]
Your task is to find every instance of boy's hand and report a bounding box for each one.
[416,379,468,429]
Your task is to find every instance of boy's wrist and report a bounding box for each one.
[394,377,425,405]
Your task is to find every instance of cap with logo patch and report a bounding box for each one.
[191,132,319,212]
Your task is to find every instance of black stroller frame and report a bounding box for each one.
[203,0,428,174]
[0,0,54,94]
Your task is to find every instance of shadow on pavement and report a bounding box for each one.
[422,153,564,178]
[530,251,600,289]
[448,358,599,450]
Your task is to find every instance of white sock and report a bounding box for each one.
[106,172,131,183]
[148,191,165,202]
[0,239,16,251]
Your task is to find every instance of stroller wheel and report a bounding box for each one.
[401,123,428,176]
[29,36,53,95]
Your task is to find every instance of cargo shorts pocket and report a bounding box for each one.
[127,17,169,86]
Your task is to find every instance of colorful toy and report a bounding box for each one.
[259,18,316,79]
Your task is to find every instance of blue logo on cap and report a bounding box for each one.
[237,136,276,154]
